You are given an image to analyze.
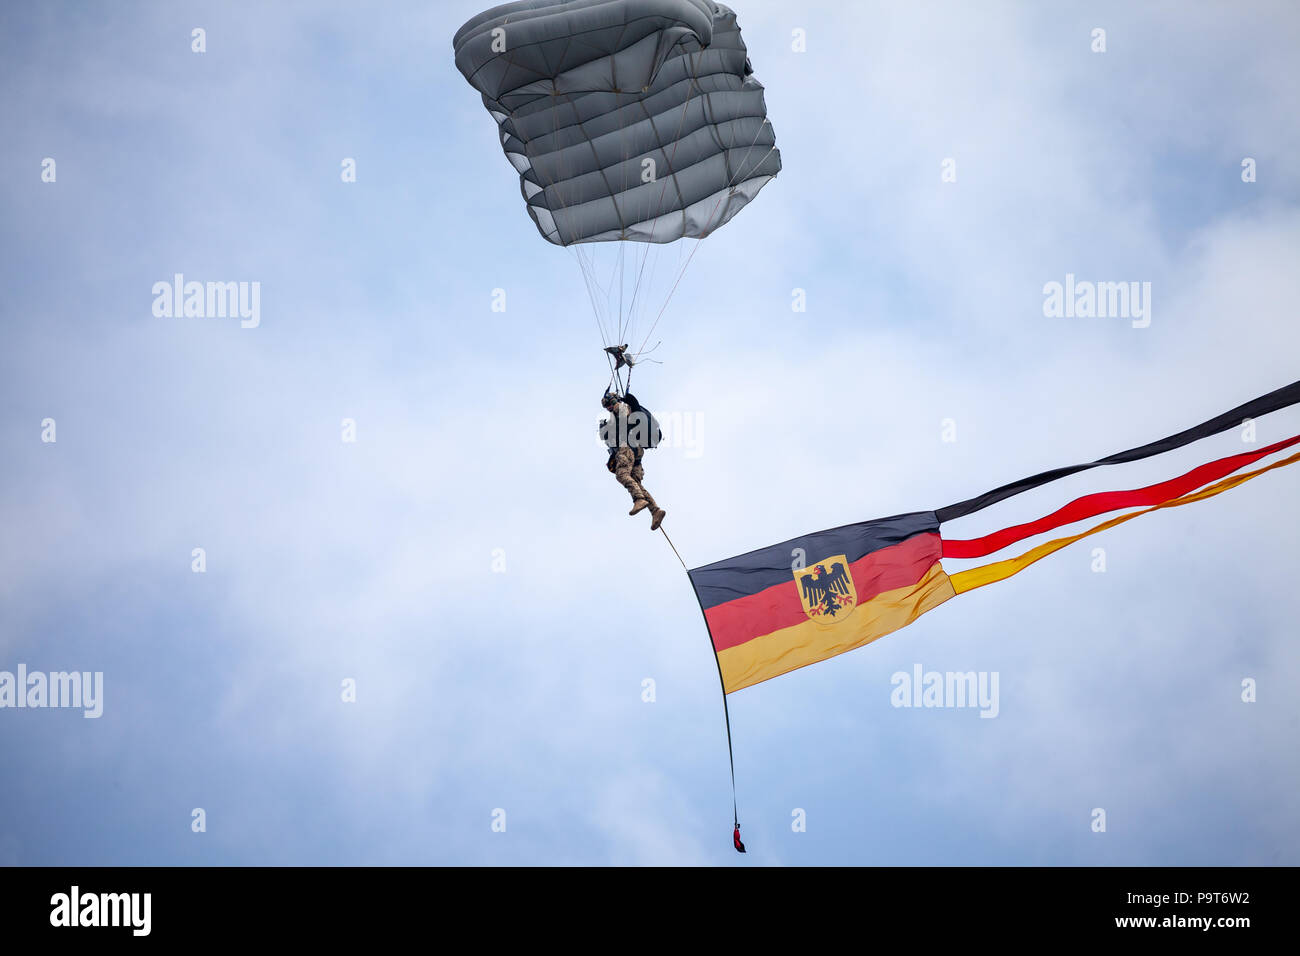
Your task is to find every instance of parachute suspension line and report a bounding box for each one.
[617,238,628,345]
[636,238,701,358]
[589,250,622,344]
[574,245,617,351]
[547,66,717,368]
[535,83,611,353]
[624,233,653,339]
[615,88,633,348]
[631,340,664,372]
[535,82,626,356]
[634,122,780,358]
[627,55,706,355]
[638,236,686,360]
[565,90,637,356]
[624,87,698,350]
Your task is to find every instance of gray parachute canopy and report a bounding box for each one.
[453,0,781,246]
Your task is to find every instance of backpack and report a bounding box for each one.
[621,392,663,449]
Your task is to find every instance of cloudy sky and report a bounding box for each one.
[1,0,1297,865]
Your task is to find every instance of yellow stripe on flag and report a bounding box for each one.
[950,449,1300,594]
[717,561,956,694]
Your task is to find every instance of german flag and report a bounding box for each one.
[690,512,954,693]
[689,379,1300,851]
[690,379,1300,696]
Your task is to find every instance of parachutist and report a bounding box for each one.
[600,388,666,530]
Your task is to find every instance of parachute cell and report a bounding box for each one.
[453,0,782,245]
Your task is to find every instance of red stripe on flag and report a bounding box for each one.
[942,433,1300,559]
[704,533,943,652]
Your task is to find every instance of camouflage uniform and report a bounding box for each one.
[604,398,658,511]
[610,445,657,510]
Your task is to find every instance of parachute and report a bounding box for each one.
[453,0,781,384]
